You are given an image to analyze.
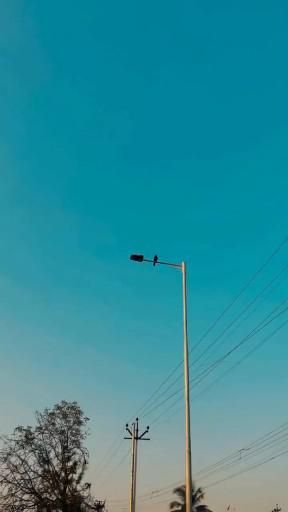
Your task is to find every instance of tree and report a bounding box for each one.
[169,483,212,512]
[0,401,104,512]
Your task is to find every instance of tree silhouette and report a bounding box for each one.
[0,401,103,512]
[271,506,281,512]
[170,483,212,512]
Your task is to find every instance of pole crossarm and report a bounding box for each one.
[125,418,151,512]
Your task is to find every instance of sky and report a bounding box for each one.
[0,1,288,511]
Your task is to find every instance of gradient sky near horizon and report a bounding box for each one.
[1,1,288,511]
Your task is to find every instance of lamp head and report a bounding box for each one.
[130,254,144,263]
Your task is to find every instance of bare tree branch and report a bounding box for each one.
[0,401,101,512]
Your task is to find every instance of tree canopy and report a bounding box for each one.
[0,401,104,512]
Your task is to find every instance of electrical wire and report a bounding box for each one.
[150,309,288,430]
[94,438,125,479]
[128,236,288,421]
[205,448,288,490]
[95,235,288,479]
[141,304,288,420]
[109,422,288,509]
[97,447,131,487]
[110,444,288,509]
[139,263,288,420]
[191,262,288,370]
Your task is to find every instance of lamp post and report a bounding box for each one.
[129,254,192,512]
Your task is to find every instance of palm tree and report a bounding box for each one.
[170,483,212,512]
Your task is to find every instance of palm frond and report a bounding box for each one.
[173,485,186,503]
[196,505,212,512]
[193,486,205,505]
[170,482,212,512]
[170,501,183,512]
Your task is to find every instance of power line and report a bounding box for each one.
[110,443,288,509]
[124,445,288,510]
[126,364,183,425]
[94,438,125,480]
[140,304,288,420]
[193,318,288,401]
[190,311,288,390]
[191,262,288,369]
[138,263,288,419]
[206,448,288,489]
[196,431,288,482]
[150,310,288,430]
[194,275,288,373]
[190,234,288,355]
[109,422,288,509]
[196,422,288,478]
[131,236,288,421]
[97,447,131,487]
[96,235,288,478]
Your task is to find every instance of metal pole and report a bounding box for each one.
[182,262,192,512]
[129,423,136,512]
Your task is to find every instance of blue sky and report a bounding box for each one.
[1,1,288,511]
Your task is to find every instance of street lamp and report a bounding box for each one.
[129,254,192,512]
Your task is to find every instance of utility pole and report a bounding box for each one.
[125,418,150,512]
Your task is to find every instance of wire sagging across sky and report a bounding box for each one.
[96,234,288,493]
[108,420,288,510]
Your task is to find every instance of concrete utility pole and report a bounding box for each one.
[125,418,150,512]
